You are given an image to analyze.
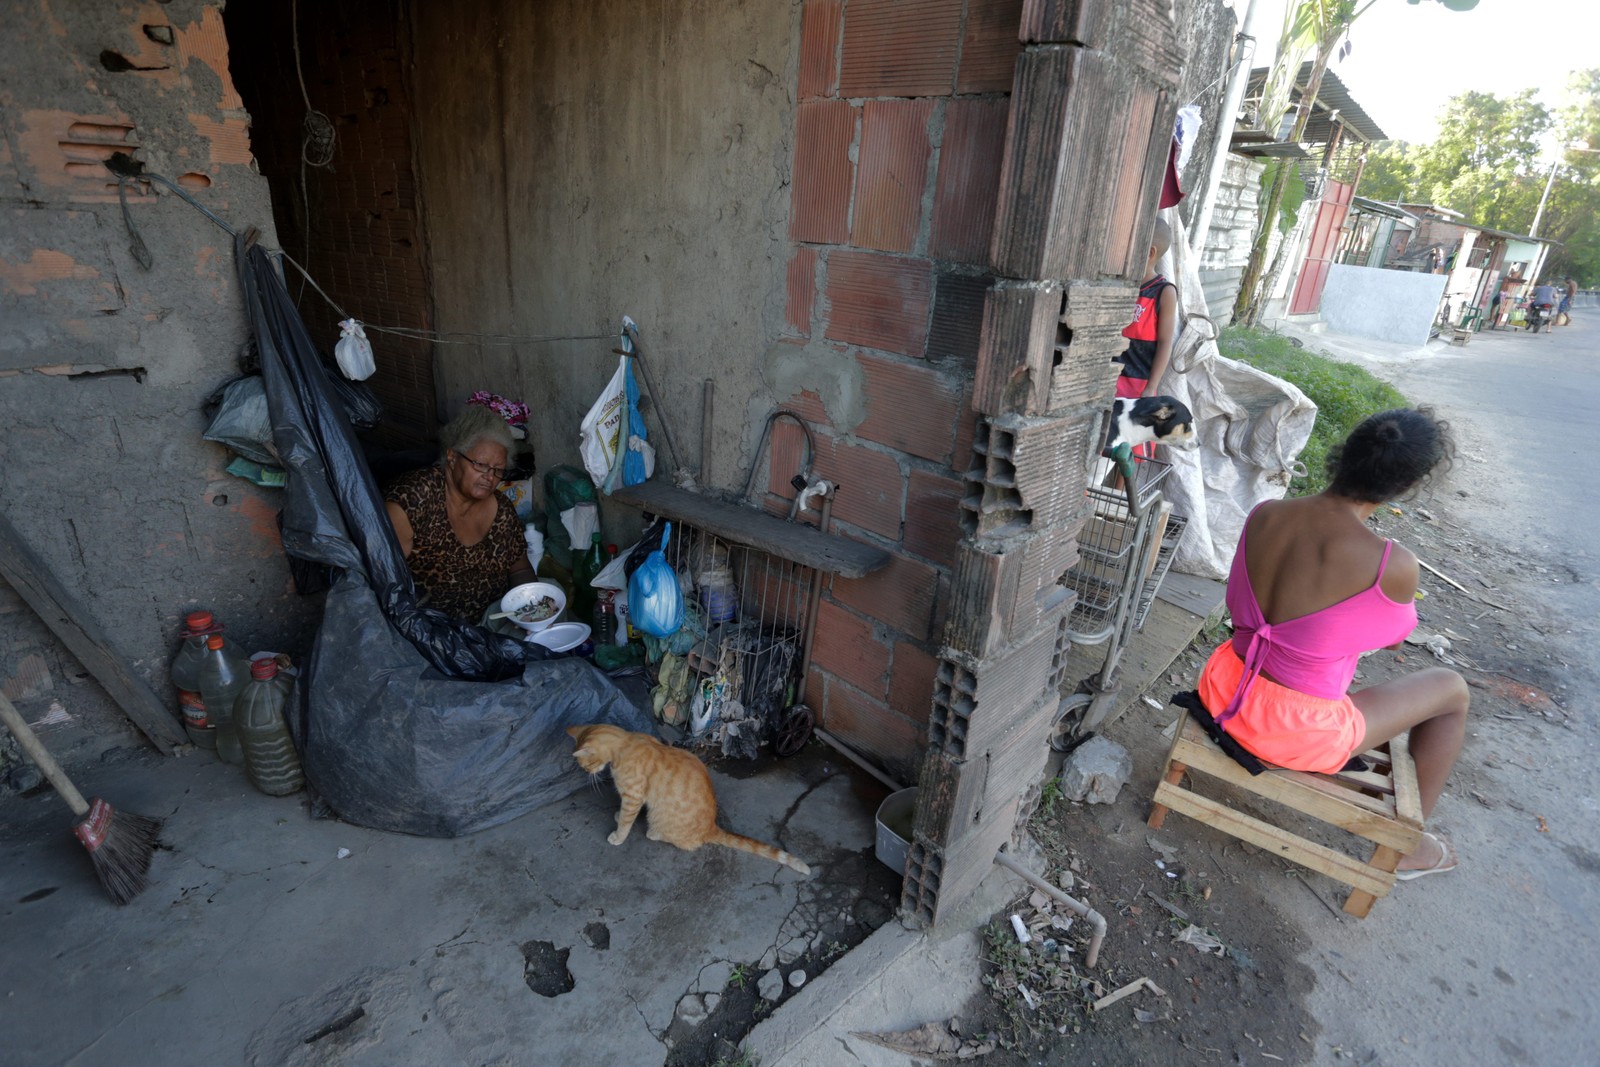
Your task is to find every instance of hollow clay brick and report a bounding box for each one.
[929,99,1009,265]
[823,250,933,357]
[811,598,891,698]
[852,100,935,254]
[831,548,945,643]
[888,640,940,724]
[839,0,963,98]
[957,0,1025,94]
[790,100,857,245]
[853,352,962,463]
[797,0,843,99]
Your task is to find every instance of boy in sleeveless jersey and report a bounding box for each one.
[1116,217,1178,401]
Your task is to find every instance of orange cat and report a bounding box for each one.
[566,724,810,875]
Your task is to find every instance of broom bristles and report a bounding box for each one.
[78,800,163,906]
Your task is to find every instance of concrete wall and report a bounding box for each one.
[405,0,1026,781]
[0,0,315,762]
[1319,263,1447,346]
[408,0,795,492]
[1171,0,1235,239]
[1196,153,1264,322]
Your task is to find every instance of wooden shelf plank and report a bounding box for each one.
[609,483,890,578]
[0,511,183,754]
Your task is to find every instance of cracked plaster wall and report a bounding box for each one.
[0,0,315,751]
[408,0,797,496]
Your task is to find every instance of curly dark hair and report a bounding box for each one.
[1325,407,1452,503]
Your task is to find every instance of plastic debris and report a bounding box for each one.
[1010,914,1032,944]
[851,1019,996,1060]
[1175,923,1226,955]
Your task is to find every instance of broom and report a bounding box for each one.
[0,692,163,904]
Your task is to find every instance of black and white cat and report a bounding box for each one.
[1104,395,1199,453]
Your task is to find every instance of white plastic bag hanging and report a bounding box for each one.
[578,356,629,486]
[334,319,376,381]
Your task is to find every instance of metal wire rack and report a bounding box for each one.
[1061,457,1172,644]
[657,523,811,756]
[1133,511,1188,630]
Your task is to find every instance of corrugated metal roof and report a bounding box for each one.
[1246,63,1387,144]
[1351,196,1415,220]
[1231,138,1310,158]
[1475,225,1558,245]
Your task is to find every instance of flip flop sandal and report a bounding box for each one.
[1394,832,1459,881]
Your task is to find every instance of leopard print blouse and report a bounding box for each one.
[386,466,524,622]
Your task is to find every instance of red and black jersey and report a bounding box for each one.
[1117,274,1176,380]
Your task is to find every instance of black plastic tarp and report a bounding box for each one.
[235,237,655,836]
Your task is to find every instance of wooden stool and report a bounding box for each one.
[1147,715,1424,917]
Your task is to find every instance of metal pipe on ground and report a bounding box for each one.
[814,728,905,793]
[994,849,1107,969]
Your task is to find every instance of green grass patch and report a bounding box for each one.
[1217,326,1409,496]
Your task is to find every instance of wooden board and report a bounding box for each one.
[609,482,890,578]
[1172,721,1422,851]
[1154,570,1226,617]
[1152,781,1395,898]
[0,511,182,754]
[1389,733,1425,826]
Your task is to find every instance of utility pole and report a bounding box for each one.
[1528,158,1560,238]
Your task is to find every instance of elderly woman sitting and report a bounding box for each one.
[385,407,535,622]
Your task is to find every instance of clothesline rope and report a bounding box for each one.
[113,152,610,349]
[274,251,612,346]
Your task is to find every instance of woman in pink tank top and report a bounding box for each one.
[1197,408,1468,880]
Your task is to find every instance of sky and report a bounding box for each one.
[1238,0,1597,148]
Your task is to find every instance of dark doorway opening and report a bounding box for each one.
[223,0,438,448]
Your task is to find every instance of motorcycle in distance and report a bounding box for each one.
[1524,300,1553,334]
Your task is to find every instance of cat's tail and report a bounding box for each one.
[710,829,811,875]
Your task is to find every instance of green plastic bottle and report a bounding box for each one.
[571,532,605,623]
[196,635,248,766]
[234,658,304,796]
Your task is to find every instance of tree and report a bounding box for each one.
[1354,71,1600,285]
[1233,0,1365,326]
[1359,141,1419,203]
[1408,90,1552,227]
[1232,0,1480,324]
[1539,69,1600,284]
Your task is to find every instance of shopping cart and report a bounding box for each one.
[1052,443,1187,747]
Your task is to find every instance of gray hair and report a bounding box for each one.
[439,406,515,460]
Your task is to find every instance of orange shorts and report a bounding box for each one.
[1196,642,1365,774]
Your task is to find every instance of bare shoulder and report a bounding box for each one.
[1379,541,1420,603]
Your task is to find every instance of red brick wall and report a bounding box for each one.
[776,0,1023,780]
[223,0,436,446]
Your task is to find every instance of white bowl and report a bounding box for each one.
[528,621,591,653]
[500,582,567,632]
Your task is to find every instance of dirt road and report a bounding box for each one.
[1286,318,1600,1065]
[963,317,1600,1066]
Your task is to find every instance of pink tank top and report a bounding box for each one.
[1216,510,1418,724]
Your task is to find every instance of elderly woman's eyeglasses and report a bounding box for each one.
[453,451,508,480]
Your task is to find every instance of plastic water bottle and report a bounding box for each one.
[170,610,222,691]
[197,635,249,766]
[698,558,737,625]
[592,591,617,646]
[234,658,304,796]
[614,589,633,645]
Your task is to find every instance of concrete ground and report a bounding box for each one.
[0,724,901,1066]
